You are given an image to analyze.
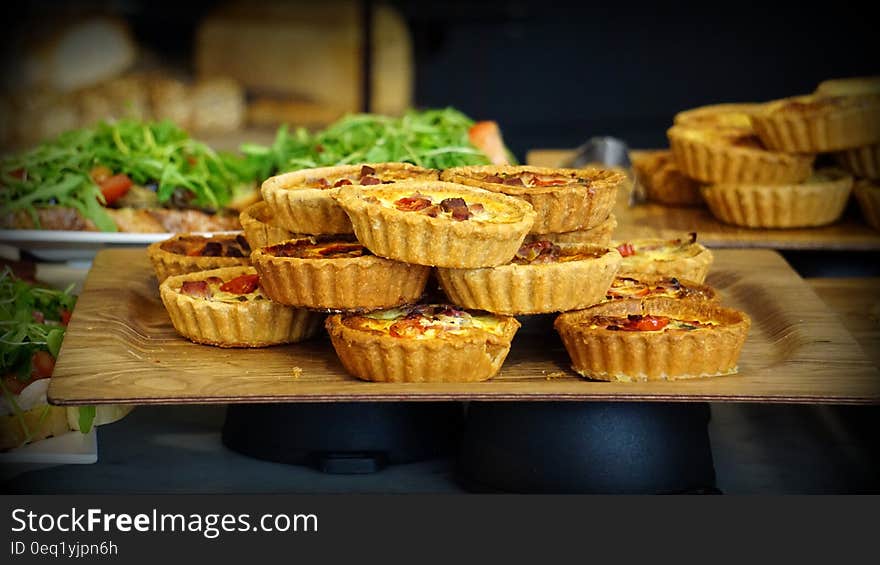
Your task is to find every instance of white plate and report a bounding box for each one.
[0,429,97,465]
[0,230,237,261]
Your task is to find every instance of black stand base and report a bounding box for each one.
[457,402,717,494]
[222,402,463,474]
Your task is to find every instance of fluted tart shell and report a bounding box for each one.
[326,306,521,383]
[854,180,880,231]
[614,237,714,284]
[148,233,251,283]
[751,94,880,152]
[250,236,430,311]
[554,297,750,382]
[159,266,323,347]
[239,201,301,249]
[261,162,439,234]
[436,244,622,315]
[333,180,536,268]
[525,213,617,246]
[630,150,703,206]
[701,168,853,228]
[836,144,880,180]
[668,124,814,185]
[440,165,623,233]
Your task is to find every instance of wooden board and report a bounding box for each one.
[527,149,880,250]
[807,277,880,369]
[47,248,879,405]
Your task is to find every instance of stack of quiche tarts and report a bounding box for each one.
[148,162,750,384]
[633,75,880,231]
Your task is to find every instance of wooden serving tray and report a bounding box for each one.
[526,149,880,250]
[48,248,879,405]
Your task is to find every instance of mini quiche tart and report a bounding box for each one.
[239,201,302,249]
[667,123,814,185]
[630,150,703,206]
[701,168,853,228]
[261,162,438,234]
[333,180,536,268]
[673,103,763,130]
[836,143,880,180]
[605,276,718,303]
[436,240,621,315]
[325,304,520,383]
[524,213,617,246]
[148,233,251,283]
[159,266,323,347]
[854,180,880,231]
[751,94,880,152]
[251,235,430,311]
[816,76,880,97]
[554,297,750,382]
[440,165,623,234]
[613,234,713,284]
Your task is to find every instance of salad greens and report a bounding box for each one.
[0,267,75,380]
[1,120,245,232]
[0,267,97,441]
[1,107,502,232]
[236,107,493,180]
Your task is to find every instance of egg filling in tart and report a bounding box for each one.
[605,276,717,302]
[441,165,623,233]
[159,266,323,348]
[326,304,520,383]
[251,235,430,311]
[613,233,713,284]
[436,240,621,314]
[334,180,536,268]
[148,233,251,283]
[554,297,750,382]
[261,162,439,234]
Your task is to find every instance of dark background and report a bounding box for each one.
[4,0,878,160]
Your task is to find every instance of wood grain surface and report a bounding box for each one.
[526,149,880,250]
[47,248,879,405]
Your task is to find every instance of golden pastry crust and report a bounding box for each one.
[524,213,617,246]
[751,94,880,152]
[159,266,323,347]
[667,124,814,185]
[854,180,880,231]
[554,297,750,382]
[673,103,762,130]
[147,233,251,283]
[614,235,714,284]
[436,243,621,315]
[815,76,880,97]
[631,150,703,206]
[250,236,431,311]
[333,180,536,268]
[604,276,718,304]
[440,165,623,233]
[701,168,853,228]
[261,162,439,234]
[835,144,880,180]
[326,305,520,383]
[239,201,301,249]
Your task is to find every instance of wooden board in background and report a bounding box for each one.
[527,149,880,250]
[48,248,879,405]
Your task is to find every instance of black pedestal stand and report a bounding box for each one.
[222,403,463,474]
[457,402,717,494]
